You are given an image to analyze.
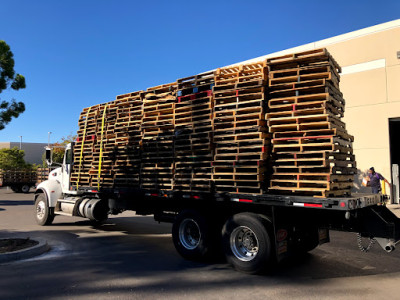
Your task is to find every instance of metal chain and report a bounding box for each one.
[357,233,376,252]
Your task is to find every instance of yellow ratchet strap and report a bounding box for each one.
[76,107,91,189]
[97,104,108,190]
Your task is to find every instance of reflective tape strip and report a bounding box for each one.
[232,198,253,203]
[97,104,107,190]
[76,107,91,189]
[293,202,323,208]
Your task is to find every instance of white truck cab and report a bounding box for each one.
[34,143,107,225]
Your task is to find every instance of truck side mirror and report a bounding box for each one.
[45,147,53,166]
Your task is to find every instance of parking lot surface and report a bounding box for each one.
[1,188,400,299]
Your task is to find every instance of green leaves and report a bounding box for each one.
[0,40,26,130]
[11,74,26,90]
[0,147,31,170]
[0,100,25,130]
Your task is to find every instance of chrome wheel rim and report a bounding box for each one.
[36,200,46,220]
[179,219,201,250]
[230,226,259,261]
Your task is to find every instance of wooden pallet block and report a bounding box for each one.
[272,165,357,175]
[272,143,353,155]
[269,62,340,82]
[268,115,346,133]
[267,102,343,119]
[272,127,353,141]
[272,157,356,168]
[267,48,341,73]
[214,86,265,99]
[177,71,214,88]
[271,172,354,182]
[268,82,343,100]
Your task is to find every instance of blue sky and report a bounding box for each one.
[1,0,399,143]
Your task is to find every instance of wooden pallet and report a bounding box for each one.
[177,72,214,96]
[266,48,341,73]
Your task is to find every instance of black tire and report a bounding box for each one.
[222,213,273,274]
[21,184,30,193]
[172,210,220,261]
[34,193,55,226]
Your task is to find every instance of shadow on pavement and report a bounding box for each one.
[0,200,33,206]
[2,217,400,299]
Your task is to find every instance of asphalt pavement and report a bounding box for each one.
[1,187,400,299]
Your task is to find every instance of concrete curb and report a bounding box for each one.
[0,238,50,263]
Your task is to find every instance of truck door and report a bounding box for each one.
[61,145,73,192]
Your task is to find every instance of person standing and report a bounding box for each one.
[368,167,391,194]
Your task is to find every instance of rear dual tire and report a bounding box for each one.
[222,213,273,274]
[172,210,274,274]
[172,210,221,261]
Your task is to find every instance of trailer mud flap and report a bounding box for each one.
[358,206,400,242]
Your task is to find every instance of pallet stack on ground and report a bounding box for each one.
[212,62,270,195]
[141,83,177,191]
[174,72,215,193]
[266,48,356,197]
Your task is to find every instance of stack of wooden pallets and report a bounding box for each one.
[174,72,215,193]
[112,91,143,188]
[71,101,118,188]
[36,168,53,184]
[212,62,270,195]
[141,83,177,191]
[69,47,357,197]
[265,48,356,197]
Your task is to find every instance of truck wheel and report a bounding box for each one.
[222,213,273,274]
[21,185,30,193]
[35,194,55,226]
[172,210,219,261]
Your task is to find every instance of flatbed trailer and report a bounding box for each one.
[0,169,36,193]
[35,149,400,274]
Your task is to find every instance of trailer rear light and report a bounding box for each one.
[145,193,159,197]
[293,202,323,208]
[232,198,253,203]
[239,199,253,203]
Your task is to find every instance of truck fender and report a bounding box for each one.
[35,180,62,208]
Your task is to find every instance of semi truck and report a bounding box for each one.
[33,48,400,274]
[33,143,400,274]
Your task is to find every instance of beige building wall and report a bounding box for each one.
[325,26,400,188]
[0,142,47,164]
